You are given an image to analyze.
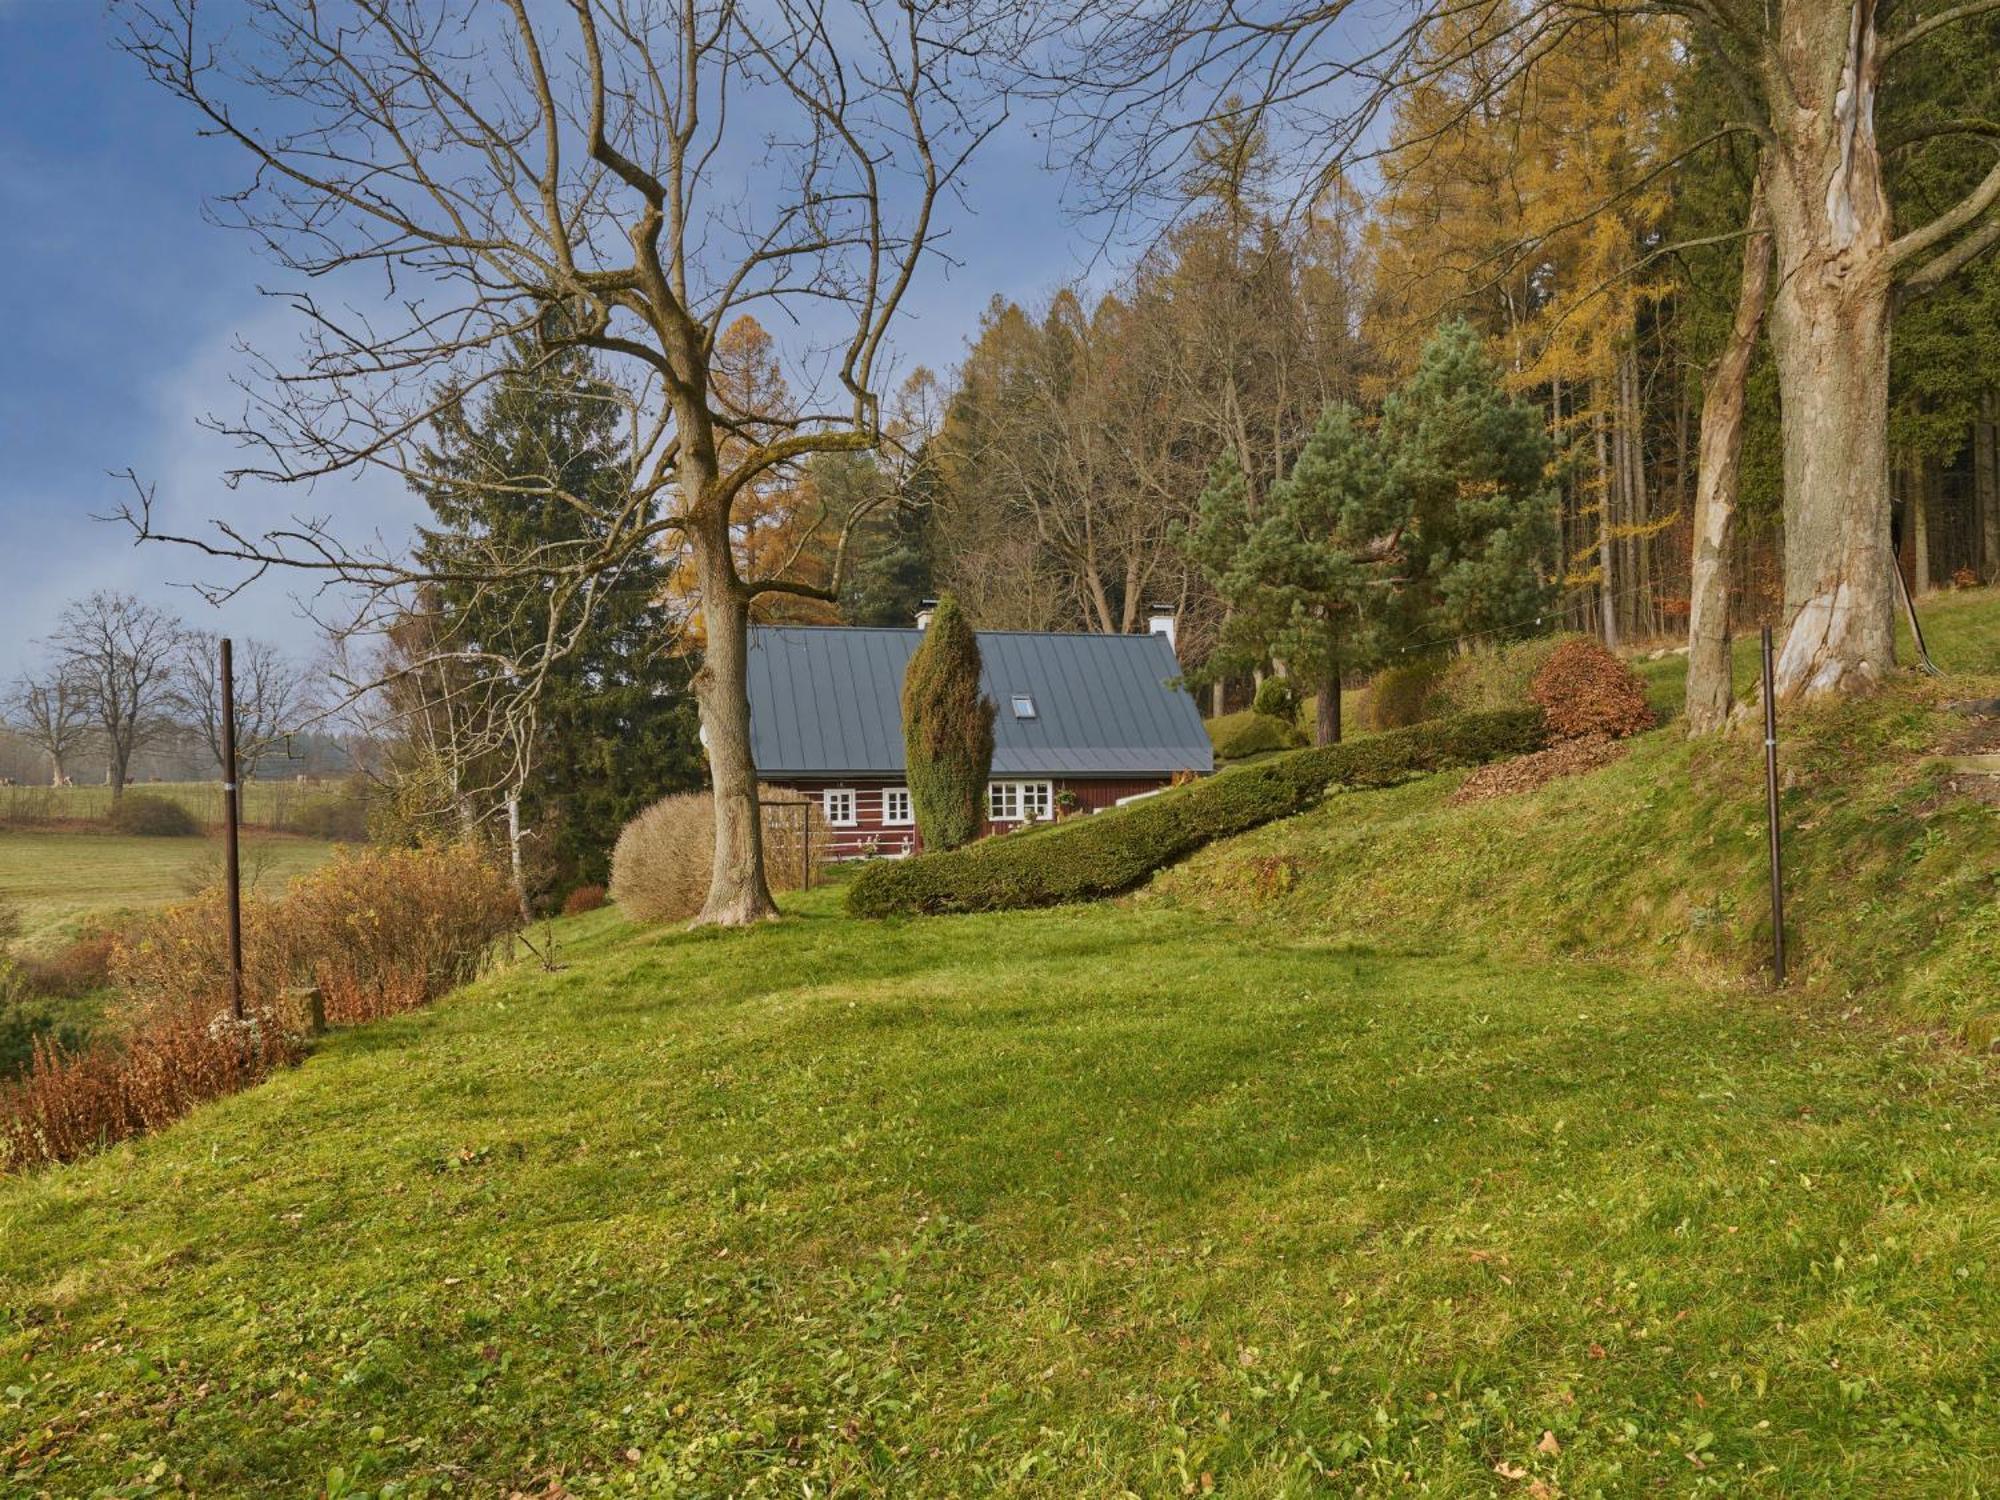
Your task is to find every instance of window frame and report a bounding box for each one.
[1010,693,1038,720]
[987,779,1054,824]
[881,786,914,826]
[821,787,858,828]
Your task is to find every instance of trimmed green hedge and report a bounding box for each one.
[846,708,1547,917]
[1205,709,1305,760]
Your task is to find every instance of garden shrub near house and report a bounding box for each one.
[1206,710,1305,761]
[902,596,996,852]
[1251,677,1300,723]
[109,792,200,837]
[848,708,1546,917]
[1365,660,1447,730]
[1530,638,1656,740]
[610,790,822,924]
[1430,634,1581,717]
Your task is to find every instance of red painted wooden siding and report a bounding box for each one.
[767,775,1177,859]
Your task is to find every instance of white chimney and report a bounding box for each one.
[914,598,938,631]
[1147,604,1178,653]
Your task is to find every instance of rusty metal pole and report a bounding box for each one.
[1760,626,1786,987]
[220,637,246,1021]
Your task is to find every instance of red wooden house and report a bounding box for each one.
[745,614,1213,859]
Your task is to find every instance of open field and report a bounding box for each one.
[0,829,336,951]
[3,884,1998,1495]
[0,778,349,835]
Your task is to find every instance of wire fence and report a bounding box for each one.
[0,779,357,836]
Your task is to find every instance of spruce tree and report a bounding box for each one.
[412,337,702,901]
[900,595,994,850]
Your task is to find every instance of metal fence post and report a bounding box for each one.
[1760,626,1786,987]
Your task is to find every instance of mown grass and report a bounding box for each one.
[3,888,1998,1496]
[0,829,336,952]
[1162,590,2000,1036]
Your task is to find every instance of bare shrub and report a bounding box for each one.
[612,790,825,924]
[15,929,121,999]
[561,884,607,916]
[1,1000,302,1170]
[1431,634,1583,717]
[1530,639,1657,741]
[0,844,522,1171]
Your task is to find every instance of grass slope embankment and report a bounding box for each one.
[1158,588,2000,1037]
[3,893,1999,1495]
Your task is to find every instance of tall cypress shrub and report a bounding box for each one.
[901,596,995,851]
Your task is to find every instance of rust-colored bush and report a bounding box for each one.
[2,844,521,1172]
[1,999,302,1170]
[1529,638,1656,741]
[15,929,121,999]
[561,884,607,916]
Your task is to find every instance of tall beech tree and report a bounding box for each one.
[901,597,995,851]
[118,0,1005,924]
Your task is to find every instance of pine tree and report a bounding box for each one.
[1378,321,1560,644]
[412,337,702,902]
[900,596,995,850]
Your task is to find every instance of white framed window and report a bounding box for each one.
[987,780,1054,823]
[1010,693,1038,719]
[821,788,857,827]
[882,787,914,826]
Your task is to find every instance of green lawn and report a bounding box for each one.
[0,828,336,951]
[4,889,1996,1495]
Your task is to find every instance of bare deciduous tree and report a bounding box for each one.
[117,0,1007,923]
[174,632,314,782]
[8,667,94,786]
[48,592,184,798]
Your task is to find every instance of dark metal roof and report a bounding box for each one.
[745,625,1214,778]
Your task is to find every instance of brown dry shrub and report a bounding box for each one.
[14,929,122,999]
[561,884,608,916]
[610,789,826,924]
[1529,639,1656,741]
[1,999,302,1170]
[1,844,521,1172]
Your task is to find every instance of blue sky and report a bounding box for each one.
[0,0,1091,672]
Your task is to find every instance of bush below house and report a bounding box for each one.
[1204,709,1304,760]
[848,708,1546,917]
[610,789,824,924]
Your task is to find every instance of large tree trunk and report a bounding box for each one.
[1315,662,1342,747]
[1912,457,1933,596]
[689,505,779,927]
[1977,390,1998,581]
[1686,185,1773,735]
[1763,0,1898,702]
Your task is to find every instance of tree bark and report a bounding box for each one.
[1686,184,1773,735]
[1315,662,1342,746]
[691,529,779,927]
[1763,0,1898,702]
[1594,404,1618,648]
[1977,390,1998,581]
[1913,457,1932,596]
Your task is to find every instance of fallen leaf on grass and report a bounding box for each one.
[1538,1430,1561,1455]
[1495,1460,1529,1480]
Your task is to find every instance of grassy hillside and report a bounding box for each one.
[1158,588,2000,1037]
[4,891,1998,1495]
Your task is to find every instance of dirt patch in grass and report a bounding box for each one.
[1448,734,1629,804]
